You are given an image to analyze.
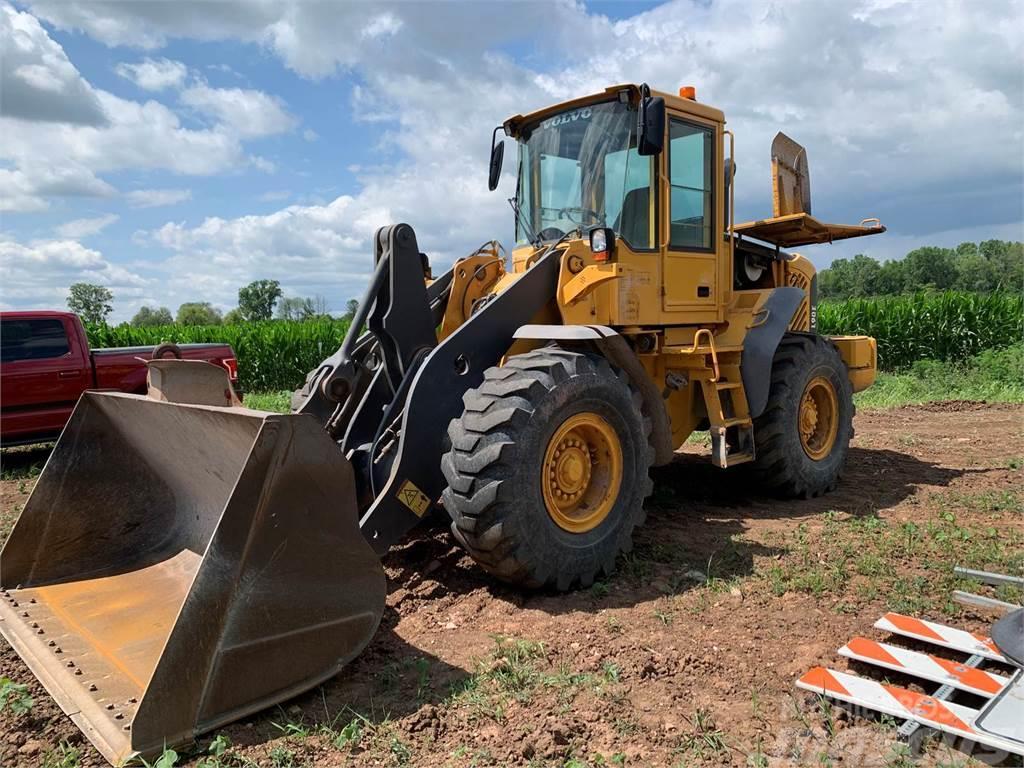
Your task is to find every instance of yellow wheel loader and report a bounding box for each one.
[0,83,883,764]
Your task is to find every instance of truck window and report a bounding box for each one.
[1,319,71,362]
[668,119,714,250]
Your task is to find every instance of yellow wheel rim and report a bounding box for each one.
[542,412,623,533]
[799,376,839,461]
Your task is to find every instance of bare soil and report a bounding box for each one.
[2,403,1022,768]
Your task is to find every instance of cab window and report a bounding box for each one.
[1,319,71,362]
[668,120,714,249]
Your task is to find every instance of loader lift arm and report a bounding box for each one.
[299,224,563,554]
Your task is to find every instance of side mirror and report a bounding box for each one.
[488,127,505,191]
[637,88,665,157]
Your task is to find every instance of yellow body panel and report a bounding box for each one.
[828,336,878,393]
[454,84,880,457]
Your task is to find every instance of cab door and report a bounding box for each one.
[0,316,88,442]
[662,116,719,316]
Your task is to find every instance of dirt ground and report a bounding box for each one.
[1,402,1022,768]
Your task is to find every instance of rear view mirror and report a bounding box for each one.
[637,85,665,156]
[488,127,505,191]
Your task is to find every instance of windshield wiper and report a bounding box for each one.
[508,196,541,248]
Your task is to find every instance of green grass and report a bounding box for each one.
[854,343,1023,408]
[243,390,291,413]
[760,502,1023,616]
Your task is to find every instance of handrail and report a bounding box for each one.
[687,328,720,382]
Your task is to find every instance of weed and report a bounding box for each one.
[653,607,674,625]
[389,735,412,765]
[676,708,729,759]
[613,717,639,737]
[816,695,836,740]
[268,745,295,768]
[747,736,768,768]
[414,656,432,700]
[485,635,545,697]
[42,742,82,768]
[884,743,915,768]
[331,716,364,750]
[139,748,178,768]
[0,676,33,715]
[271,717,310,739]
[590,581,610,598]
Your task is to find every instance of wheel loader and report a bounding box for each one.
[0,83,884,764]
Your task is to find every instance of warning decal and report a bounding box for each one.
[397,479,431,517]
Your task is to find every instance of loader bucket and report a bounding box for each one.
[0,391,385,765]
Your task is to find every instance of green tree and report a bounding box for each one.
[343,298,359,321]
[875,258,906,294]
[223,308,245,324]
[277,296,316,321]
[176,302,223,325]
[847,254,883,297]
[130,306,173,326]
[903,246,957,291]
[980,240,1023,291]
[953,251,995,292]
[238,279,282,321]
[67,283,113,325]
[818,258,854,299]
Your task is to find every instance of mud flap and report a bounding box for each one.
[740,286,804,418]
[0,391,385,765]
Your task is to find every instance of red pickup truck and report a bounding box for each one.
[1,310,238,446]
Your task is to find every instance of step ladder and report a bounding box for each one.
[691,330,755,468]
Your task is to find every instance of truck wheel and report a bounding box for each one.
[751,333,854,498]
[441,348,653,590]
[152,342,182,360]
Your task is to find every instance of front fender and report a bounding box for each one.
[741,287,804,418]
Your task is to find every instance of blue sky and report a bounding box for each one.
[1,0,1021,321]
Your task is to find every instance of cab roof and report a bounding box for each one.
[503,83,725,137]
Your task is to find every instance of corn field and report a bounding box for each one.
[85,291,1022,391]
[817,291,1023,370]
[87,318,351,392]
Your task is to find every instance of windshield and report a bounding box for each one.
[515,99,653,248]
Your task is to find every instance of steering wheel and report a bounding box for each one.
[537,226,567,241]
[558,206,603,226]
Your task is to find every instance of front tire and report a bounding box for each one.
[441,348,653,590]
[750,333,854,498]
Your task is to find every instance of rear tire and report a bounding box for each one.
[750,333,854,498]
[441,348,654,590]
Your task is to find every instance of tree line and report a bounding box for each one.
[65,239,1022,324]
[66,279,358,326]
[818,240,1022,300]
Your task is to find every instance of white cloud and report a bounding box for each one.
[3,0,1021,320]
[0,236,146,311]
[55,213,119,239]
[248,155,276,173]
[180,84,296,138]
[0,164,116,212]
[302,128,318,142]
[1,12,300,215]
[125,188,192,208]
[115,57,188,91]
[361,13,402,40]
[0,2,106,125]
